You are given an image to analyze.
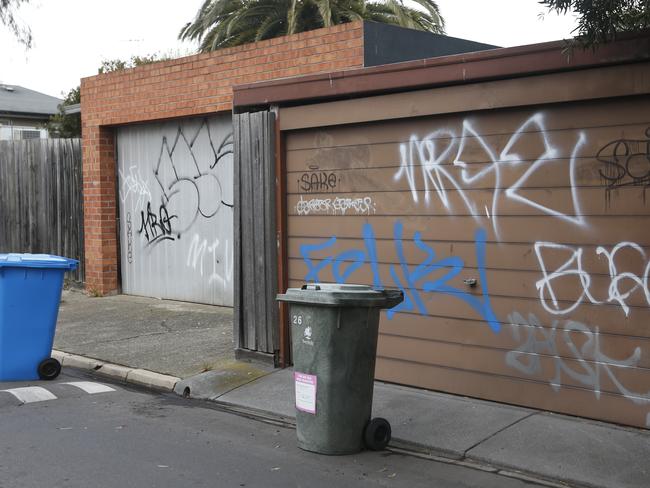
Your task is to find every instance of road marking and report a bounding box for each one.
[0,381,117,406]
[61,381,115,394]
[1,387,58,403]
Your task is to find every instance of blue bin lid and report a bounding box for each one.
[0,253,79,270]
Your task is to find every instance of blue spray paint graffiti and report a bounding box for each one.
[300,221,500,333]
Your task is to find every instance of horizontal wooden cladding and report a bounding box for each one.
[288,258,649,308]
[284,93,650,428]
[288,237,650,274]
[289,250,650,316]
[285,278,650,339]
[286,158,646,192]
[377,334,650,401]
[287,215,650,246]
[285,96,650,151]
[377,312,650,369]
[287,188,650,217]
[375,357,649,429]
[279,62,650,131]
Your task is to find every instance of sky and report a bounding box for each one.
[0,0,578,99]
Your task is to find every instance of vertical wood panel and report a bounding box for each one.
[233,110,279,358]
[264,113,278,351]
[252,112,268,351]
[241,112,257,348]
[233,114,243,349]
[0,138,84,283]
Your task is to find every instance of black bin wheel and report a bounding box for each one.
[38,358,61,381]
[364,417,392,451]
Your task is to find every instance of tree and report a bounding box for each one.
[0,0,31,48]
[97,54,174,74]
[179,0,444,52]
[542,0,650,49]
[46,86,80,138]
[46,54,181,138]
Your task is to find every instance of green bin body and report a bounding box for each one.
[277,284,403,455]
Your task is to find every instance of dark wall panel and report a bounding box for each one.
[363,21,498,68]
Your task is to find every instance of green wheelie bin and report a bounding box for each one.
[277,283,403,455]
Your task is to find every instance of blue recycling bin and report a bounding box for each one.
[0,254,78,381]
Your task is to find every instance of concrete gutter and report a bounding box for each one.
[55,351,650,488]
[52,350,180,391]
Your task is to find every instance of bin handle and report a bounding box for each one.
[301,284,321,291]
[382,289,404,309]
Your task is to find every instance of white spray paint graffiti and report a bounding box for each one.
[395,128,475,212]
[504,129,587,228]
[597,243,650,316]
[391,112,650,423]
[296,195,376,216]
[394,113,588,237]
[207,238,233,288]
[535,241,650,317]
[119,165,151,210]
[506,311,650,405]
[186,234,209,277]
[186,234,233,288]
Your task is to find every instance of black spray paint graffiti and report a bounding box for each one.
[138,201,177,245]
[299,170,339,192]
[143,119,233,243]
[598,127,650,191]
[126,212,134,263]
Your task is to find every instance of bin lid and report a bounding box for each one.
[277,283,403,308]
[0,253,79,270]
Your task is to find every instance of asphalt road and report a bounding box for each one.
[0,369,547,488]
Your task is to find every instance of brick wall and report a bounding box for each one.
[81,22,365,295]
[81,126,118,293]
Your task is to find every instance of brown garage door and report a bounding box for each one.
[285,95,650,428]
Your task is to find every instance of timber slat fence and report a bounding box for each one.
[233,111,278,360]
[0,138,84,283]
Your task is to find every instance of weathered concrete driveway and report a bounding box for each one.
[54,289,234,378]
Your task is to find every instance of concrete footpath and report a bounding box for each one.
[177,368,650,488]
[54,290,650,488]
[55,289,236,378]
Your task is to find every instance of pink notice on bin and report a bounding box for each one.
[294,372,317,414]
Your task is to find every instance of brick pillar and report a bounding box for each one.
[82,125,119,295]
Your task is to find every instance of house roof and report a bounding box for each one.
[0,84,62,117]
[64,103,81,115]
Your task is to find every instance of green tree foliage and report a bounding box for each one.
[46,54,180,138]
[542,0,650,48]
[97,53,174,74]
[46,86,80,138]
[180,0,444,52]
[0,0,31,47]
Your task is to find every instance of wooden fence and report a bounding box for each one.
[0,138,84,283]
[233,111,278,363]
